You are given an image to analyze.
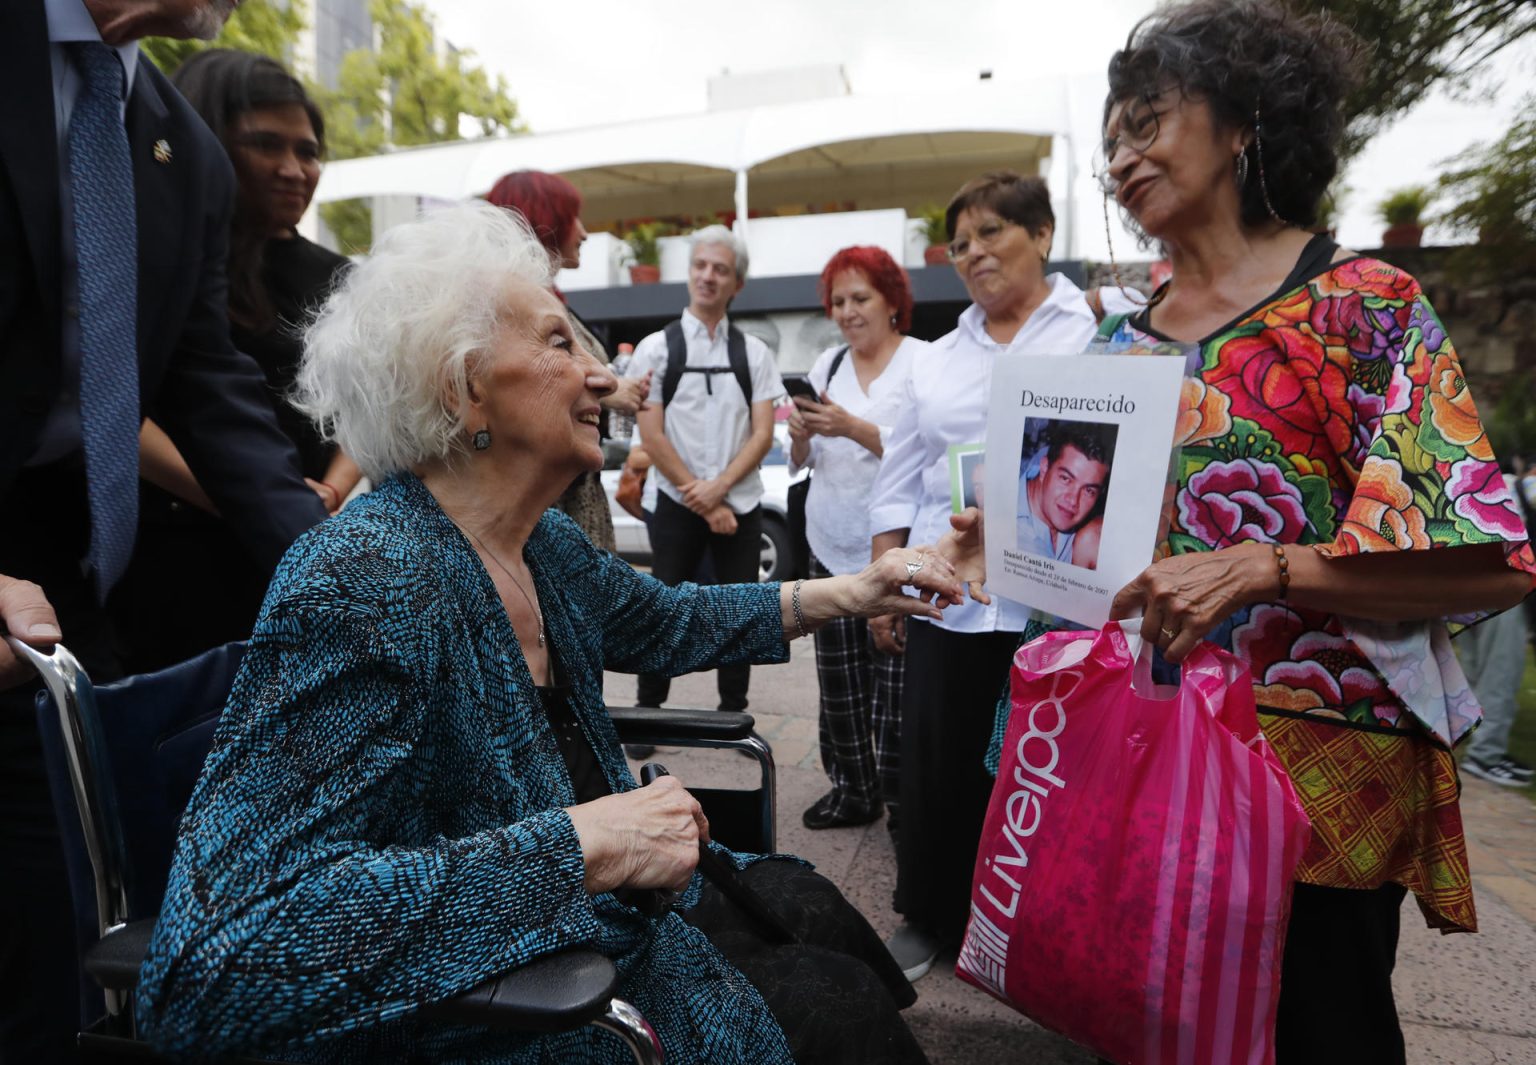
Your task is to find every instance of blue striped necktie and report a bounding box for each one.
[66,42,140,599]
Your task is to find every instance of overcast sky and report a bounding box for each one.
[425,0,1532,257]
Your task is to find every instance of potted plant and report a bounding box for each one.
[919,205,950,266]
[1377,186,1432,248]
[623,221,671,283]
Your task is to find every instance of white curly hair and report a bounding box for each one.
[293,199,555,481]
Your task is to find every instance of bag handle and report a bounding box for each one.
[1111,618,1163,696]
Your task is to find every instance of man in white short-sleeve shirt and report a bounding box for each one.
[629,225,783,711]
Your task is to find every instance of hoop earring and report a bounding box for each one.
[472,428,492,451]
[1235,151,1250,188]
[1253,106,1284,224]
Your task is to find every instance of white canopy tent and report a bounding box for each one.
[313,76,1084,256]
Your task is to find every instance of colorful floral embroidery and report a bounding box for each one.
[1179,458,1309,548]
[1340,457,1431,552]
[1174,376,1232,447]
[1093,256,1534,928]
[1110,257,1535,734]
[1235,604,1398,727]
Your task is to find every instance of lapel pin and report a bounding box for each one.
[153,139,172,165]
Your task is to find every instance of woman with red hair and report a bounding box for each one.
[486,171,650,550]
[788,246,927,832]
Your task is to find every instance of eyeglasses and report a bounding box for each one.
[230,131,324,165]
[946,217,1016,262]
[1093,90,1168,193]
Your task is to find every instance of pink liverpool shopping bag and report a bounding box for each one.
[956,621,1312,1065]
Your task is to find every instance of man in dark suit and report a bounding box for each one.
[0,0,329,1056]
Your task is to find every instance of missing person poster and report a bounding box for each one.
[982,353,1186,628]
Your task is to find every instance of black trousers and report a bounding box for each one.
[685,859,928,1064]
[0,463,122,1063]
[1274,881,1408,1064]
[637,493,762,712]
[105,487,268,675]
[893,621,1019,942]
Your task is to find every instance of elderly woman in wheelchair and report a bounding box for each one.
[134,201,958,1064]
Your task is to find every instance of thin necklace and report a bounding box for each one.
[460,524,546,648]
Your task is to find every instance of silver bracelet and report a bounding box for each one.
[791,579,808,639]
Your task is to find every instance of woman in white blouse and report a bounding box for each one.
[788,247,927,833]
[867,172,1099,981]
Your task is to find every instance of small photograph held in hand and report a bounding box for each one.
[1016,418,1118,571]
[948,443,986,514]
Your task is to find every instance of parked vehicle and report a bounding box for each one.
[600,428,804,583]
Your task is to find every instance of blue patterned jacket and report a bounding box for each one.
[136,473,796,1063]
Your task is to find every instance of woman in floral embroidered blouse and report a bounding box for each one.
[1080,3,1534,1063]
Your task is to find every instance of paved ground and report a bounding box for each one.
[605,640,1536,1065]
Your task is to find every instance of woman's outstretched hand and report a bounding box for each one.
[785,547,966,639]
[567,775,708,896]
[936,507,991,605]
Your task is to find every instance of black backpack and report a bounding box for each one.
[661,319,753,406]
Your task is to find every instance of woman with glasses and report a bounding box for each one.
[1074,1,1531,1058]
[866,171,1097,981]
[109,51,357,673]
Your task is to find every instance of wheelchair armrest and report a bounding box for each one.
[607,705,755,743]
[422,949,621,1033]
[83,918,156,991]
[84,920,622,1036]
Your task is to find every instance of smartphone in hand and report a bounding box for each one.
[782,375,820,403]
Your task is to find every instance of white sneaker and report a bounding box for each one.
[1463,756,1528,788]
[885,922,943,982]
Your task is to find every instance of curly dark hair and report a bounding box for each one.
[1104,0,1363,234]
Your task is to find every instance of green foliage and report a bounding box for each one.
[315,0,523,158]
[1290,1,1536,159]
[1483,372,1536,461]
[623,222,676,267]
[917,204,948,246]
[1438,98,1536,277]
[140,0,306,73]
[315,199,371,258]
[1376,185,1433,226]
[314,0,525,255]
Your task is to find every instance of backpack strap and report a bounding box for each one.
[661,319,756,406]
[726,325,753,404]
[661,320,687,407]
[822,345,850,393]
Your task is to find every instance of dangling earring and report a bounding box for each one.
[1252,104,1284,224]
[472,428,492,451]
[1235,151,1250,188]
[1102,192,1127,294]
